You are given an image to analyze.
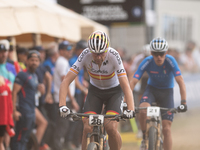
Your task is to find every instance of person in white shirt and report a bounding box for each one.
[53,40,79,150]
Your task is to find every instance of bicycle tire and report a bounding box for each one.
[159,122,163,149]
[148,126,157,150]
[26,132,39,150]
[87,142,98,150]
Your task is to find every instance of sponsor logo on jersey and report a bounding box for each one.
[90,68,108,74]
[72,65,80,72]
[135,74,139,78]
[141,60,150,70]
[109,49,121,65]
[176,71,180,75]
[117,69,125,73]
[150,71,159,74]
[166,57,174,67]
[78,49,89,62]
[103,60,108,66]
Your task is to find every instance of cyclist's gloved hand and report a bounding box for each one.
[122,102,128,112]
[59,106,70,117]
[177,104,187,112]
[123,110,135,119]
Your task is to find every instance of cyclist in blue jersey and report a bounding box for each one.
[129,37,187,150]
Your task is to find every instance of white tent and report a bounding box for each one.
[0,0,108,42]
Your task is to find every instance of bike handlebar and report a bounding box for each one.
[68,112,127,121]
[135,107,179,114]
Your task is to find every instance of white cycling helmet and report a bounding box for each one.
[88,30,110,53]
[150,37,168,52]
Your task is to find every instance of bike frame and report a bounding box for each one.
[145,113,162,150]
[68,113,124,150]
[136,106,178,150]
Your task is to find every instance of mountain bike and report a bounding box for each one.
[68,112,128,150]
[135,104,180,150]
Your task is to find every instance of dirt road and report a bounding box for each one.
[121,107,200,150]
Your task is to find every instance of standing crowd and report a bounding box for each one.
[0,30,197,150]
[0,39,88,150]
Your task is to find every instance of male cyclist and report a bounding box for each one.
[129,37,187,150]
[59,30,135,150]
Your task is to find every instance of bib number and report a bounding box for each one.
[89,115,104,126]
[147,107,160,117]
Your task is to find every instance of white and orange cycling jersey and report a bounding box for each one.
[69,47,127,89]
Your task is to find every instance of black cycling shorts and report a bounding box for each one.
[83,84,124,115]
[0,125,6,137]
[140,85,174,121]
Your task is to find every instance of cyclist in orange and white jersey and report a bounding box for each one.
[59,30,135,150]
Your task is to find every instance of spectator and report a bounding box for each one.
[129,44,151,138]
[11,50,45,150]
[42,42,59,149]
[180,46,199,73]
[16,47,28,72]
[65,40,88,149]
[0,76,14,150]
[7,42,21,74]
[186,41,200,69]
[0,40,16,87]
[53,40,79,150]
[0,39,16,150]
[33,46,52,150]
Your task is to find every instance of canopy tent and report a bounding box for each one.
[0,0,108,42]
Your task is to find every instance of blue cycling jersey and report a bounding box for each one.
[134,54,181,89]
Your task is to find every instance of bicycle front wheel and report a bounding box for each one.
[148,126,157,150]
[87,142,98,150]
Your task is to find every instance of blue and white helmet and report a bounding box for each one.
[150,37,168,52]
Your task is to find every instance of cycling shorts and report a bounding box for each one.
[83,84,124,115]
[140,85,174,121]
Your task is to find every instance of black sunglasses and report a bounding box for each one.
[152,52,166,57]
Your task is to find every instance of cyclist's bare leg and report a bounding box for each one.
[162,120,172,150]
[139,102,150,132]
[104,119,121,150]
[35,108,48,144]
[82,118,93,150]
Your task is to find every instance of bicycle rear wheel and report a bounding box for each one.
[87,142,98,150]
[148,126,157,150]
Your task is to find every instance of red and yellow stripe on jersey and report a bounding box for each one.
[88,71,115,80]
[117,72,126,78]
[70,68,78,75]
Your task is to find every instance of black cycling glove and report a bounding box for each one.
[177,104,187,112]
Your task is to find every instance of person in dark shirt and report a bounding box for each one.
[34,46,52,150]
[11,50,45,150]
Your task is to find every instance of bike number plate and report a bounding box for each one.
[89,115,104,126]
[147,107,160,117]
